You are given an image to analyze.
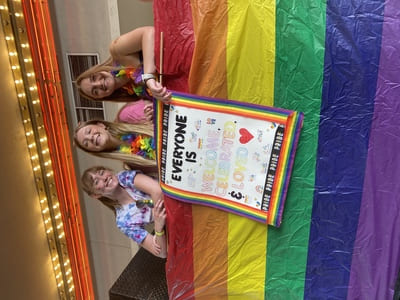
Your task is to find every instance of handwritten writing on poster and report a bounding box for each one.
[160,104,284,212]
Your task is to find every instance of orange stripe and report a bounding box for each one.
[189,0,228,99]
[189,0,229,298]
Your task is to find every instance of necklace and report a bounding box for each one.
[118,133,156,160]
[112,67,151,98]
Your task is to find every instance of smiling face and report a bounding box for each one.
[75,123,112,152]
[89,169,119,198]
[80,71,116,99]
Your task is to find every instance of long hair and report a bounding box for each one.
[75,56,140,102]
[81,166,118,214]
[73,120,157,169]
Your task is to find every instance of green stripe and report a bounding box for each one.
[266,0,326,298]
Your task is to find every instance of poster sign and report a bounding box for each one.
[155,92,303,226]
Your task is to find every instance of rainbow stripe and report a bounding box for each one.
[155,92,303,226]
[154,0,400,298]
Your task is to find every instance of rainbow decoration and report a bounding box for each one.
[153,0,400,299]
[118,133,156,160]
[154,92,303,226]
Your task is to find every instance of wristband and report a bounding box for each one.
[155,229,165,237]
[141,73,157,85]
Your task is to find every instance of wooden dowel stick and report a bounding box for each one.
[159,31,164,85]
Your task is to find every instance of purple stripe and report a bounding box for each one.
[348,2,400,299]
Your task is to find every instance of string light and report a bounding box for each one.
[0,1,83,297]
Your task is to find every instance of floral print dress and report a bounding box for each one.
[115,170,153,244]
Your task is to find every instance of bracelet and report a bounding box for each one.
[141,73,157,85]
[155,229,165,237]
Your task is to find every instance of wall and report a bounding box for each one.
[0,26,59,300]
[49,0,154,299]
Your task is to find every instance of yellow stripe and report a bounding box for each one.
[226,0,276,106]
[227,215,268,299]
[226,0,275,298]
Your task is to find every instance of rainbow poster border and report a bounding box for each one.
[155,91,304,226]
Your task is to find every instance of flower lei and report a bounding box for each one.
[112,67,146,97]
[118,133,156,160]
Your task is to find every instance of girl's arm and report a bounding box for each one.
[133,174,167,258]
[140,199,167,258]
[109,26,156,74]
[132,173,162,202]
[110,26,172,102]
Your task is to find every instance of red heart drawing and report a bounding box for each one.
[239,128,254,144]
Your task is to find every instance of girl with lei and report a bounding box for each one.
[81,166,167,258]
[76,26,171,106]
[74,120,157,173]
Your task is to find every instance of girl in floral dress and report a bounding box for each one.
[81,166,167,258]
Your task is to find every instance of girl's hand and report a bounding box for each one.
[153,199,166,231]
[144,104,153,121]
[146,79,172,103]
[152,236,161,255]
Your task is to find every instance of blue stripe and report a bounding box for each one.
[304,1,384,298]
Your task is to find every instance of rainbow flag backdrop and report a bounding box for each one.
[153,0,400,298]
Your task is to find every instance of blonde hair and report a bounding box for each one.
[75,56,141,103]
[81,166,118,213]
[74,119,157,169]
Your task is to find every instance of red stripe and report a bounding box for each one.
[165,197,194,299]
[154,1,196,298]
